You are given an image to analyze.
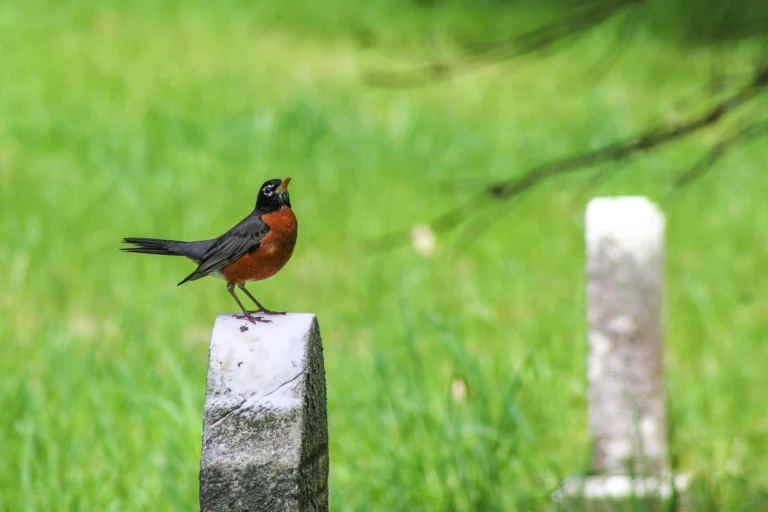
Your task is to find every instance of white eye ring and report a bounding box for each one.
[263,187,273,196]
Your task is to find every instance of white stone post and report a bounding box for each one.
[585,196,668,476]
[199,313,329,512]
[553,197,687,506]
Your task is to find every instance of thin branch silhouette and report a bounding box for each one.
[669,120,768,194]
[370,65,768,250]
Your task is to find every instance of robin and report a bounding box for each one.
[121,177,297,324]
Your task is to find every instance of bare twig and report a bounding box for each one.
[670,120,768,194]
[586,5,642,83]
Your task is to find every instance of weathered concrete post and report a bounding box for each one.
[586,196,668,476]
[553,197,687,507]
[199,313,328,512]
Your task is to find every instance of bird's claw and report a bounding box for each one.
[233,313,272,324]
[248,309,287,316]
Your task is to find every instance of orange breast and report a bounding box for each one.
[221,207,298,284]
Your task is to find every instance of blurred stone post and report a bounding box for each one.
[586,196,667,475]
[554,196,687,508]
[199,313,329,512]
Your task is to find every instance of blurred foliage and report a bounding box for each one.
[412,0,768,44]
[374,0,768,77]
[647,0,768,43]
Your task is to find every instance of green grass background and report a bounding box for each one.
[1,1,768,510]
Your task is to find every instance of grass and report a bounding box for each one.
[1,0,768,510]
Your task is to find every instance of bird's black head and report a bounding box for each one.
[255,177,292,211]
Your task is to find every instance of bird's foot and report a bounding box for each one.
[248,308,287,316]
[233,312,272,324]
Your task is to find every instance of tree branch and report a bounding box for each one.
[670,120,768,193]
[370,65,768,250]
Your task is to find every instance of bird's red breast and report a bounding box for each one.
[221,207,298,284]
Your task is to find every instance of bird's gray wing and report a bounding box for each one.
[178,214,270,285]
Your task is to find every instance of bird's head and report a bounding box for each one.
[255,177,292,211]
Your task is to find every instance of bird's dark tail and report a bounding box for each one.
[121,237,185,256]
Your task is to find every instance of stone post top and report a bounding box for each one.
[586,197,664,234]
[586,196,665,263]
[208,313,320,409]
[213,312,317,335]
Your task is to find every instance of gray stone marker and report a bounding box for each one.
[553,197,688,508]
[586,196,668,475]
[199,313,328,512]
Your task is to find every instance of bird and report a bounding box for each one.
[121,177,297,324]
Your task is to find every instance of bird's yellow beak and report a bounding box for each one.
[276,177,292,193]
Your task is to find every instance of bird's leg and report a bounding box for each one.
[228,283,271,324]
[239,283,287,315]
